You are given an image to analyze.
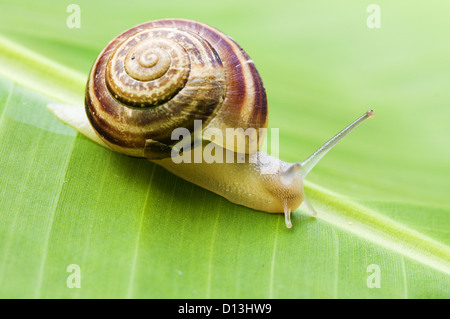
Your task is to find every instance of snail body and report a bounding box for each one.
[155,148,304,214]
[48,19,374,228]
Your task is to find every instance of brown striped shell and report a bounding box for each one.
[86,19,268,159]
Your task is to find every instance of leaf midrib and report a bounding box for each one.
[305,183,450,275]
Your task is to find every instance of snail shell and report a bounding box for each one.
[85,19,268,159]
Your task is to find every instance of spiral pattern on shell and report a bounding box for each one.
[86,19,268,159]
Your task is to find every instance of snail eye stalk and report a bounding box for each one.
[300,110,374,178]
[280,110,374,227]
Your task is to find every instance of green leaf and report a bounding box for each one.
[0,0,449,298]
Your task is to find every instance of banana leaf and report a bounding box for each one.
[0,0,448,298]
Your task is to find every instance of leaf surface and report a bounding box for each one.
[0,0,449,298]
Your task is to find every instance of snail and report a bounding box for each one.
[48,18,374,228]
